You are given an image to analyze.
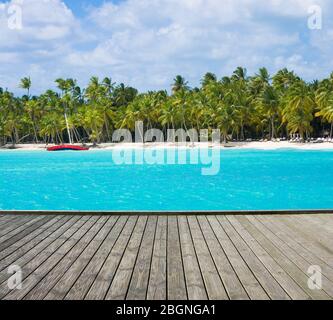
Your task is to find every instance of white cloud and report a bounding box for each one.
[0,0,333,94]
[253,0,329,17]
[0,52,19,63]
[0,0,79,42]
[0,0,89,91]
[70,0,310,86]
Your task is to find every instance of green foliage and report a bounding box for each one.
[0,68,332,146]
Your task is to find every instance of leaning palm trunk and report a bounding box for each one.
[330,122,333,139]
[222,131,227,144]
[299,129,304,142]
[32,123,39,143]
[72,126,81,143]
[17,134,31,144]
[271,116,275,140]
[240,122,245,140]
[11,134,16,148]
[12,127,20,147]
[104,114,111,142]
[64,113,73,144]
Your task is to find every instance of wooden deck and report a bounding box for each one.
[0,213,332,300]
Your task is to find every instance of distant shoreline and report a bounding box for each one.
[1,141,333,151]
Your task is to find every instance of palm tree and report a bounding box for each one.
[172,75,189,94]
[102,77,115,97]
[86,77,117,142]
[283,81,314,141]
[201,72,217,87]
[249,67,270,95]
[258,85,280,140]
[19,77,32,97]
[315,75,333,138]
[215,103,235,143]
[85,77,101,102]
[2,69,333,145]
[55,78,68,95]
[40,113,65,144]
[232,67,247,82]
[19,77,41,143]
[80,108,104,147]
[25,99,40,143]
[256,67,270,84]
[172,89,190,131]
[159,100,177,134]
[55,78,77,144]
[273,68,299,92]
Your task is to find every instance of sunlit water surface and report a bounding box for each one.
[1,149,333,211]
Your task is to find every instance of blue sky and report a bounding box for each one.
[0,0,333,95]
[64,0,109,16]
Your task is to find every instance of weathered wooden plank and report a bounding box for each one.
[167,216,187,300]
[0,213,332,301]
[0,216,84,292]
[236,215,331,300]
[64,216,127,300]
[0,216,54,252]
[126,216,158,300]
[257,215,333,283]
[187,216,228,300]
[197,216,249,300]
[23,216,109,300]
[295,214,333,237]
[0,216,66,261]
[43,216,117,300]
[270,216,333,267]
[0,216,93,299]
[0,215,18,223]
[206,216,268,300]
[146,216,167,300]
[0,216,36,237]
[287,215,333,255]
[226,216,310,300]
[0,216,70,270]
[177,216,207,300]
[0,215,31,231]
[303,214,333,229]
[315,214,333,228]
[0,216,83,287]
[246,215,333,298]
[1,216,100,300]
[85,216,137,300]
[105,216,148,300]
[0,215,46,241]
[217,216,291,300]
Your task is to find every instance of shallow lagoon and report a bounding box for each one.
[1,149,333,211]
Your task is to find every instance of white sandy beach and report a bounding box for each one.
[1,141,333,151]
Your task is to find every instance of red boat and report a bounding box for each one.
[47,145,89,151]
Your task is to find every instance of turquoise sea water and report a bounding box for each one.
[0,149,333,211]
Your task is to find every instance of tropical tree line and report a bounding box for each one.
[1,67,333,146]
